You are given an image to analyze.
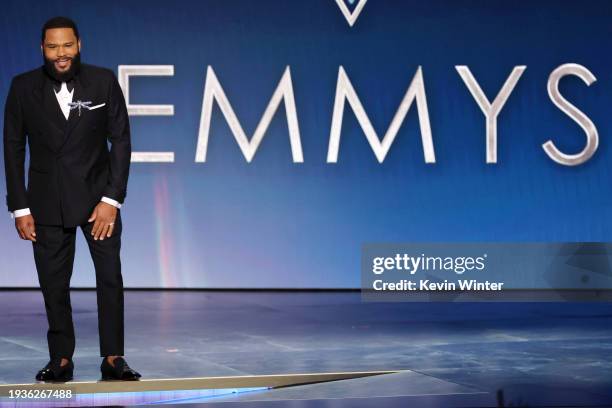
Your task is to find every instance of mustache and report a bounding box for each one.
[48,56,73,62]
[43,56,75,63]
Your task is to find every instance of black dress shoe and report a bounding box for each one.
[100,357,142,381]
[35,359,73,382]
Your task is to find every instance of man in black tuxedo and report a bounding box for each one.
[3,16,141,381]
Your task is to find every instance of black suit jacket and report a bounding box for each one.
[3,63,131,227]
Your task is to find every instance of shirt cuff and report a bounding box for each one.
[101,196,122,209]
[10,208,31,219]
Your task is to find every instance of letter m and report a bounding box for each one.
[195,66,303,163]
[327,66,435,163]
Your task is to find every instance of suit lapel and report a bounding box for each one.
[43,82,68,131]
[60,69,91,151]
[32,72,67,147]
[62,78,83,144]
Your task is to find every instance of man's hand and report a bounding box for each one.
[88,202,117,240]
[15,214,36,242]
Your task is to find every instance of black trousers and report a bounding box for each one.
[32,210,124,360]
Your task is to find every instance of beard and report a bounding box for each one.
[43,51,81,82]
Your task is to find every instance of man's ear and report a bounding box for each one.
[78,39,81,52]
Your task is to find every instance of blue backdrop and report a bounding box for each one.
[1,0,610,288]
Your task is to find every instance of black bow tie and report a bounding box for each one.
[52,79,75,93]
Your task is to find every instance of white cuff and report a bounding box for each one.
[101,196,122,209]
[10,208,31,219]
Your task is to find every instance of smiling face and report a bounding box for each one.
[40,27,81,77]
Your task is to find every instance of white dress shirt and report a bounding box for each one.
[10,81,122,219]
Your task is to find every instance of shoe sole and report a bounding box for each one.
[37,376,73,383]
[101,374,141,381]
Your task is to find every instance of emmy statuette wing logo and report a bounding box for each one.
[334,0,368,27]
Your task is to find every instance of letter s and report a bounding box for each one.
[543,63,598,166]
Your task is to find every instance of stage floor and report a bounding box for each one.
[0,290,611,407]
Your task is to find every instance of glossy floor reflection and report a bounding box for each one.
[0,290,611,407]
